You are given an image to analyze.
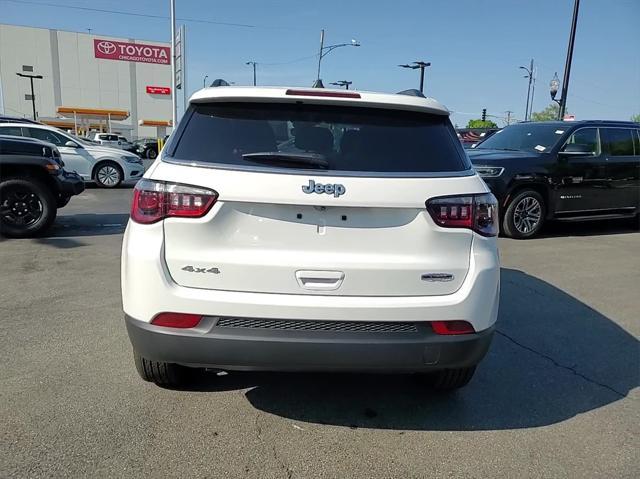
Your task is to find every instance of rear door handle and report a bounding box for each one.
[295,270,345,291]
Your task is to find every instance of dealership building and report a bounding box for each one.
[0,23,173,139]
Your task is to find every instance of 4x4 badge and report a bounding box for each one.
[302,179,345,198]
[182,265,220,274]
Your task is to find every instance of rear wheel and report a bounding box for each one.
[94,162,123,188]
[146,148,157,160]
[133,351,191,387]
[429,366,477,391]
[0,177,57,238]
[502,189,546,239]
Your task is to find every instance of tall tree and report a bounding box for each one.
[631,113,640,123]
[530,103,564,121]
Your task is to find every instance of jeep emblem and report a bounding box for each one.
[302,179,345,198]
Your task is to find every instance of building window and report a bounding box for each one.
[25,94,34,100]
[22,65,34,72]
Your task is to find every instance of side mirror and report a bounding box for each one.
[64,140,79,148]
[559,143,595,156]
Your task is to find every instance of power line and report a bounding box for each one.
[1,0,300,30]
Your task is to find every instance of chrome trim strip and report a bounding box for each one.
[160,157,475,179]
[421,273,455,282]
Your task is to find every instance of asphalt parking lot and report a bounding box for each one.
[1,185,639,478]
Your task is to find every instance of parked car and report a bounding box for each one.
[0,135,84,237]
[117,135,138,154]
[122,86,500,390]
[133,138,160,159]
[456,128,500,149]
[0,123,144,187]
[468,120,640,238]
[92,133,122,147]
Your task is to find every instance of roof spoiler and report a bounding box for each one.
[396,89,425,98]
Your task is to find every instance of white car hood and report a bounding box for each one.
[84,145,128,156]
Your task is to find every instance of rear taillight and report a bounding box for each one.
[431,321,475,335]
[131,179,218,224]
[151,312,203,328]
[426,193,498,236]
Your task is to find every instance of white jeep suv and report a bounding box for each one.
[122,86,500,390]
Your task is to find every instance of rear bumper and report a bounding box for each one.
[125,314,494,372]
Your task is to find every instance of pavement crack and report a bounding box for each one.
[253,413,294,479]
[495,329,627,399]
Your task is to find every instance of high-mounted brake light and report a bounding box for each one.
[285,89,361,99]
[426,193,498,236]
[131,179,218,224]
[151,312,203,328]
[431,321,475,335]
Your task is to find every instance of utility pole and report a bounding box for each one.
[246,61,257,86]
[505,110,513,125]
[169,0,177,128]
[16,72,43,120]
[529,66,536,120]
[559,0,580,119]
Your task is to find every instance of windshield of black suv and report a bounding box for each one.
[170,102,470,175]
[475,123,568,153]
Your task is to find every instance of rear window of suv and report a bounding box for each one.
[170,103,470,175]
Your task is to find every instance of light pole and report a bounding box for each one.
[315,29,360,86]
[16,72,43,120]
[203,75,208,88]
[246,61,257,86]
[558,0,580,120]
[519,59,534,121]
[330,80,352,90]
[398,61,431,93]
[549,71,563,117]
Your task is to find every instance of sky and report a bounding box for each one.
[1,0,639,126]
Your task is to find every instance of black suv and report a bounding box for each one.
[0,135,84,237]
[468,120,640,238]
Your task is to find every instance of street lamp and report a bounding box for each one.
[519,59,534,121]
[315,29,360,85]
[246,61,257,86]
[330,80,352,90]
[398,61,431,93]
[16,72,43,120]
[203,75,208,88]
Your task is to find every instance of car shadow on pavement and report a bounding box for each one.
[178,268,639,431]
[537,217,639,238]
[45,213,129,238]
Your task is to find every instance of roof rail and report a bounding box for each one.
[396,89,425,98]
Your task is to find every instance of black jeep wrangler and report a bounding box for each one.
[0,135,84,237]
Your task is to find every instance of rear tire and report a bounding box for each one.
[428,366,477,391]
[133,351,191,387]
[0,177,57,238]
[502,189,546,239]
[146,148,157,160]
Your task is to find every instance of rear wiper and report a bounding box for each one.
[242,151,329,169]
